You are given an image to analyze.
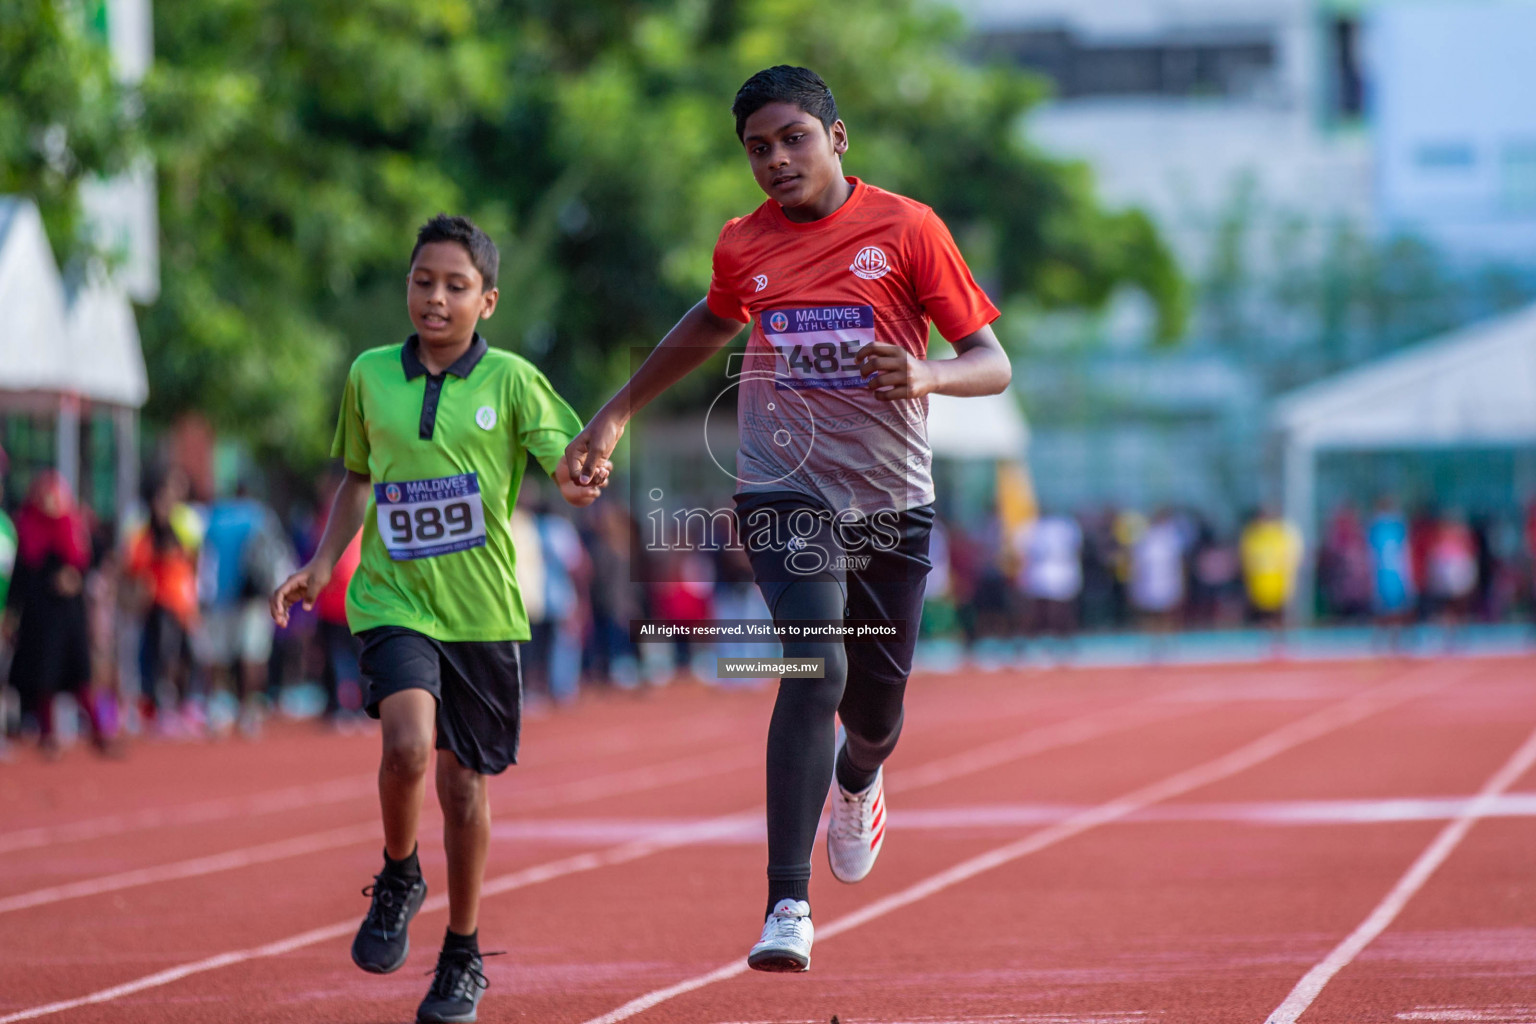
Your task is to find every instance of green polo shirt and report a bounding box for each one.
[333,335,582,642]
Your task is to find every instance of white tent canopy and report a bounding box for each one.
[0,199,72,393]
[1273,303,1536,449]
[66,272,150,408]
[1273,302,1536,619]
[927,389,1030,460]
[0,197,148,409]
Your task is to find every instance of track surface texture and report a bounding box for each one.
[3,656,1534,1024]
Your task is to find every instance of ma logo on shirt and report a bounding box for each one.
[850,246,889,280]
[752,274,768,292]
[475,406,497,430]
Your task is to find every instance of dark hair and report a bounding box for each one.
[732,66,838,141]
[410,214,499,290]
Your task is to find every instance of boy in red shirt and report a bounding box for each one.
[567,66,1010,971]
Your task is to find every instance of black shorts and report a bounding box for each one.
[734,490,934,687]
[357,626,523,775]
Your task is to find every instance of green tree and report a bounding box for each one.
[0,0,134,266]
[140,0,1187,463]
[141,0,512,460]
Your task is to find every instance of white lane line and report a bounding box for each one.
[0,673,1234,860]
[578,668,1458,1024]
[888,697,1196,793]
[478,791,1536,844]
[0,746,750,857]
[0,824,379,914]
[0,777,377,856]
[0,748,753,916]
[712,1016,1149,1024]
[0,810,759,1024]
[1263,722,1536,1024]
[0,681,1224,1017]
[0,688,1198,916]
[1396,1009,1536,1022]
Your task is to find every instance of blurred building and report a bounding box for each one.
[959,0,1536,521]
[962,0,1372,272]
[1373,3,1536,263]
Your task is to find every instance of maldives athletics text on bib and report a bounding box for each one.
[374,473,487,561]
[762,305,877,390]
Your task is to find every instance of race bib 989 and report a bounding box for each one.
[374,473,487,560]
[762,305,877,390]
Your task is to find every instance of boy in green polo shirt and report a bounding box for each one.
[271,214,607,1024]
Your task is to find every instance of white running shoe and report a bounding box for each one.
[827,737,886,884]
[747,899,814,972]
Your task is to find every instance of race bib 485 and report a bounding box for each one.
[762,305,877,390]
[375,473,487,560]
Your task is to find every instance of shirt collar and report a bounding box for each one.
[401,333,488,381]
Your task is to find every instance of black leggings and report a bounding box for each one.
[737,492,933,889]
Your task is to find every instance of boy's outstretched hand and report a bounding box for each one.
[555,456,611,508]
[565,410,625,487]
[270,563,332,628]
[857,342,937,401]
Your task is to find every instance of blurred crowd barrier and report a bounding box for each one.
[4,461,1536,760]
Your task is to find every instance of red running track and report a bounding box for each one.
[2,656,1535,1024]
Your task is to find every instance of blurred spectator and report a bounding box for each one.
[1078,507,1120,630]
[1318,504,1373,622]
[0,468,15,609]
[582,503,642,689]
[1239,507,1304,651]
[7,472,117,755]
[0,464,15,751]
[536,505,589,704]
[945,519,985,644]
[962,514,1016,643]
[1129,508,1185,630]
[86,521,128,741]
[918,516,959,637]
[714,536,777,686]
[510,503,549,699]
[127,467,204,736]
[1189,518,1242,627]
[648,550,715,683]
[1468,514,1497,621]
[1409,505,1438,620]
[1111,508,1145,627]
[1527,498,1536,619]
[1425,509,1478,628]
[311,476,364,726]
[1015,511,1082,654]
[1367,497,1415,647]
[265,484,324,700]
[198,486,295,737]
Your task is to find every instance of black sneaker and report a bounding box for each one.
[416,949,499,1023]
[350,870,427,974]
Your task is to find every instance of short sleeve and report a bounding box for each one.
[705,221,750,324]
[909,210,1000,342]
[513,365,585,477]
[330,361,370,475]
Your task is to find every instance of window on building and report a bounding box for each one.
[1328,16,1366,119]
[1415,142,1477,170]
[975,27,1277,100]
[1500,139,1536,212]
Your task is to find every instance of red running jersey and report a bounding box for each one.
[707,178,998,513]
